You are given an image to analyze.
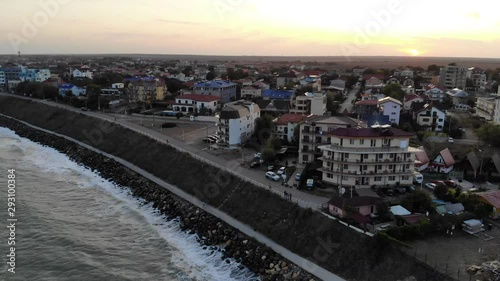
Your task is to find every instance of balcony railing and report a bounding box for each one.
[320,145,421,154]
[321,156,414,164]
[318,167,414,176]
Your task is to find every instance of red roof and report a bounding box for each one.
[328,127,414,138]
[355,100,378,106]
[177,94,220,102]
[405,94,422,102]
[440,148,455,166]
[363,74,385,81]
[415,150,430,165]
[274,113,308,125]
[479,191,500,208]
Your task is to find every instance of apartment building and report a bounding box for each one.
[241,86,262,99]
[378,97,402,125]
[217,101,260,149]
[423,84,446,102]
[125,77,167,103]
[414,104,446,132]
[439,65,467,89]
[298,116,365,164]
[174,94,219,113]
[276,72,298,88]
[20,69,51,82]
[72,68,93,79]
[272,113,308,143]
[318,125,418,189]
[290,92,327,116]
[467,67,487,91]
[494,88,500,125]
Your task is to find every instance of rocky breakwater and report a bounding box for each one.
[0,115,319,281]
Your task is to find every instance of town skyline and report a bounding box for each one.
[1,0,500,58]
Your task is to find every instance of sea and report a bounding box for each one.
[0,127,259,281]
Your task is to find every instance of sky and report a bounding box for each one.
[1,0,500,58]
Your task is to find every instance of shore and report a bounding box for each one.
[0,115,323,280]
[0,96,458,281]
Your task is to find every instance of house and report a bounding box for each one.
[72,68,93,79]
[386,76,414,87]
[414,104,446,132]
[446,88,469,108]
[276,72,298,88]
[19,68,51,82]
[364,76,385,89]
[478,190,500,219]
[393,69,414,78]
[254,99,291,116]
[378,97,402,125]
[272,113,308,143]
[355,99,379,119]
[193,80,237,103]
[173,94,219,114]
[262,89,294,101]
[429,148,455,173]
[327,195,380,222]
[318,125,419,188]
[396,214,428,226]
[329,79,347,93]
[424,84,446,102]
[414,149,430,172]
[252,80,270,90]
[352,67,366,77]
[403,94,426,111]
[58,83,86,96]
[217,101,260,149]
[402,85,415,95]
[360,115,391,127]
[439,65,467,89]
[241,86,262,99]
[298,115,365,164]
[435,203,465,216]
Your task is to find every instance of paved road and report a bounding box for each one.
[1,111,344,281]
[1,93,330,210]
[338,88,357,114]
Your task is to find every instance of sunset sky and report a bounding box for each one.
[1,0,499,57]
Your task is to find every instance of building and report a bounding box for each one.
[241,86,262,99]
[467,67,487,92]
[386,76,414,87]
[476,96,496,121]
[58,83,86,96]
[217,101,260,149]
[174,94,219,113]
[254,99,291,116]
[19,69,51,82]
[428,148,455,173]
[414,104,446,131]
[125,77,167,103]
[112,83,125,89]
[423,84,446,102]
[262,89,294,101]
[403,94,426,111]
[272,113,308,143]
[0,71,5,88]
[446,88,469,108]
[494,88,500,125]
[193,80,237,103]
[355,99,379,119]
[393,69,414,78]
[72,68,93,79]
[327,195,380,222]
[0,65,24,82]
[378,97,402,125]
[478,190,500,219]
[364,76,385,90]
[291,92,327,116]
[439,65,467,89]
[276,72,298,88]
[318,125,418,189]
[298,116,365,164]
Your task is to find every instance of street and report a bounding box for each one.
[338,87,358,114]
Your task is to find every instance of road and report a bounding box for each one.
[338,87,357,114]
[0,93,330,210]
[1,109,344,281]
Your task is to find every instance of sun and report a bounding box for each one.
[405,49,421,56]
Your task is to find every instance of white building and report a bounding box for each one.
[318,126,418,189]
[217,101,260,149]
[446,88,469,108]
[241,86,262,99]
[414,104,446,132]
[290,92,327,116]
[393,69,414,78]
[424,84,446,102]
[174,94,219,114]
[439,65,467,89]
[72,69,93,79]
[0,71,5,87]
[476,95,496,121]
[20,69,51,82]
[378,97,402,125]
[494,88,500,125]
[467,67,487,91]
[272,113,308,143]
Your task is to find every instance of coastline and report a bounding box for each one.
[0,115,319,281]
[0,95,457,281]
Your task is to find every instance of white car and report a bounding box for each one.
[254,152,262,158]
[265,171,280,181]
[425,183,437,190]
[448,137,454,143]
[276,167,286,175]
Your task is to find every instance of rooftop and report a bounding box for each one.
[273,113,308,125]
[177,94,220,102]
[194,80,236,88]
[327,127,414,138]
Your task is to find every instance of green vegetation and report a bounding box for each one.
[382,83,405,102]
[476,123,500,147]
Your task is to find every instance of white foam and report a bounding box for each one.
[0,126,260,281]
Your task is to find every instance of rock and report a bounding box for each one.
[262,255,267,260]
[281,261,287,268]
[242,239,248,245]
[291,272,300,279]
[269,263,274,269]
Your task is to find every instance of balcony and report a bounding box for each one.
[321,144,420,154]
[321,156,414,165]
[318,167,414,176]
[216,122,229,127]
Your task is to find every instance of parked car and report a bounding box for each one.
[254,152,262,159]
[395,187,406,194]
[448,137,454,143]
[425,183,437,190]
[265,171,280,181]
[276,167,286,175]
[306,179,314,189]
[249,162,260,168]
[267,165,274,171]
[405,185,416,193]
[445,180,457,187]
[384,188,395,196]
[431,180,446,186]
[295,173,301,181]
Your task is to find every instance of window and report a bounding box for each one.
[405,164,410,169]
[343,164,348,170]
[328,151,332,156]
[377,165,382,169]
[350,139,355,144]
[388,165,394,169]
[327,173,333,179]
[359,139,364,145]
[363,154,368,159]
[303,155,309,162]
[342,175,348,181]
[374,177,382,182]
[391,112,396,115]
[438,118,443,122]
[344,153,349,158]
[402,176,409,180]
[393,105,397,109]
[422,118,430,122]
[388,176,396,181]
[370,139,376,147]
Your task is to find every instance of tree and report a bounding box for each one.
[376,201,391,221]
[401,191,432,213]
[427,64,440,73]
[199,107,208,116]
[206,71,215,81]
[382,84,405,101]
[476,123,500,147]
[252,115,273,144]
